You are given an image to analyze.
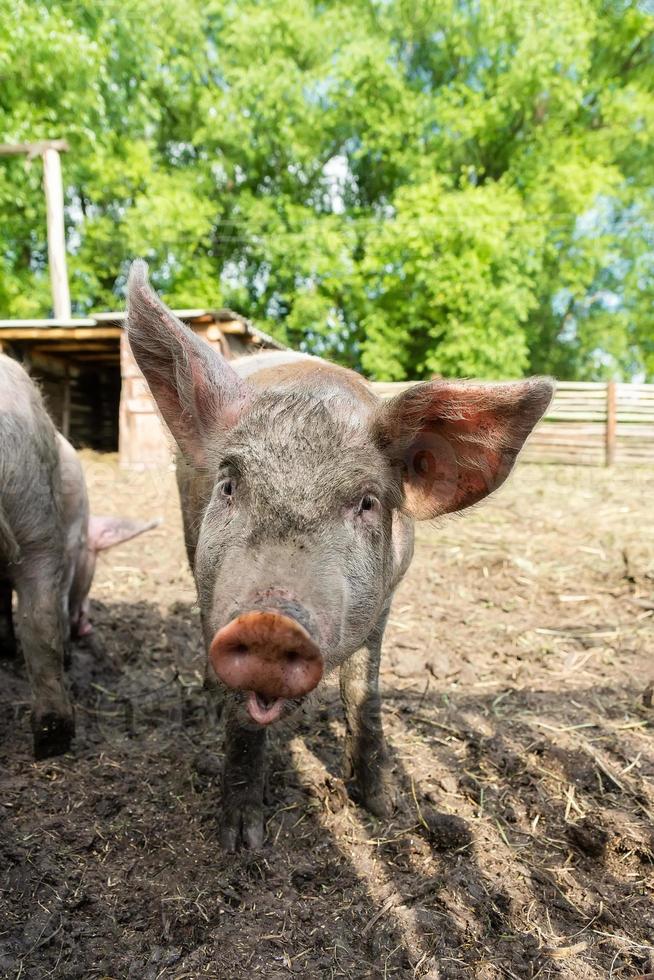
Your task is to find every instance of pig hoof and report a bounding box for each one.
[32,711,75,760]
[220,805,265,851]
[352,770,396,819]
[361,788,394,819]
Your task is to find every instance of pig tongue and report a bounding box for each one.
[246,691,285,725]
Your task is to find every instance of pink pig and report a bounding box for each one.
[0,354,157,757]
[127,261,553,849]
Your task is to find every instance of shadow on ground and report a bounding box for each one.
[1,595,652,979]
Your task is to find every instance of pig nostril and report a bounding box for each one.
[286,650,300,663]
[233,643,248,655]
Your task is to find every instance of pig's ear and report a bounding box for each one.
[88,516,160,552]
[377,379,554,519]
[126,260,249,465]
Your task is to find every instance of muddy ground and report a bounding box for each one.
[0,459,653,979]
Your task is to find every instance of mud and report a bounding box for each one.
[1,459,652,978]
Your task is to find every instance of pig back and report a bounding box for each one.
[0,355,64,566]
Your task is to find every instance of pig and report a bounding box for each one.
[0,353,157,758]
[126,260,554,850]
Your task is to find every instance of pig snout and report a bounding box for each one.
[209,611,323,725]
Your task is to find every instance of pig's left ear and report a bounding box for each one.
[127,260,250,466]
[376,378,554,519]
[88,516,161,552]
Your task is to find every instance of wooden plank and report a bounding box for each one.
[549,393,606,402]
[614,413,654,423]
[616,421,654,430]
[126,397,157,414]
[30,342,117,353]
[616,394,654,403]
[534,436,604,443]
[0,318,96,328]
[548,406,607,414]
[525,452,602,461]
[531,427,605,436]
[189,314,216,325]
[529,442,604,462]
[539,429,602,439]
[552,387,606,396]
[615,401,654,411]
[526,450,604,458]
[0,327,121,340]
[523,456,602,466]
[0,139,69,156]
[545,413,607,421]
[550,394,606,403]
[615,454,654,464]
[549,404,597,412]
[548,410,606,417]
[93,308,214,323]
[538,419,605,426]
[616,383,654,393]
[527,432,604,443]
[550,395,607,404]
[70,354,121,363]
[615,433,654,443]
[548,381,606,389]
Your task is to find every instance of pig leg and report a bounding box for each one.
[14,559,74,759]
[220,702,267,850]
[340,603,394,818]
[0,579,16,657]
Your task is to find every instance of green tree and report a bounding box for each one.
[0,0,652,380]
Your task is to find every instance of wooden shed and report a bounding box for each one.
[0,310,285,469]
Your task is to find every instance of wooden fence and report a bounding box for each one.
[370,380,654,466]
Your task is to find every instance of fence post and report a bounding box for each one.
[42,145,71,320]
[605,380,616,466]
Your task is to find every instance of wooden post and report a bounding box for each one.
[42,146,71,320]
[0,139,71,319]
[605,380,617,466]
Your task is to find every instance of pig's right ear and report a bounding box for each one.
[126,260,249,465]
[376,378,554,519]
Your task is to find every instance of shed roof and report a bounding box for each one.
[0,308,287,350]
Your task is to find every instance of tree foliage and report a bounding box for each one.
[1,0,653,379]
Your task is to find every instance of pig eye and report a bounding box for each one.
[356,494,379,517]
[220,478,235,499]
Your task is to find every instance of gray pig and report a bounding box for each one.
[0,353,156,758]
[127,260,553,850]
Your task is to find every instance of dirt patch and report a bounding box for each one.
[1,460,653,979]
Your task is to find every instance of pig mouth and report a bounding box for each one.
[245,691,286,725]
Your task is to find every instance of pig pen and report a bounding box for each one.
[0,460,652,979]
